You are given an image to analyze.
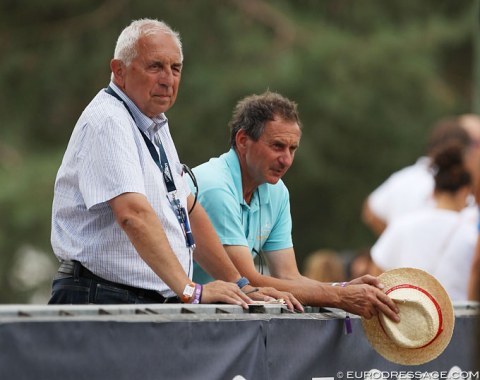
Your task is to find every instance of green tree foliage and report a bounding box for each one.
[0,0,476,302]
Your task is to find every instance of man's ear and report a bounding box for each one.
[235,129,249,153]
[110,59,126,86]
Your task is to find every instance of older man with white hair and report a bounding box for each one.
[48,18,299,309]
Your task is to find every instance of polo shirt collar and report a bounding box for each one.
[224,148,270,208]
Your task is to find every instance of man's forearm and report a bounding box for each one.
[247,271,341,307]
[110,193,191,297]
[189,203,242,282]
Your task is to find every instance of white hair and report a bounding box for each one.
[112,18,183,74]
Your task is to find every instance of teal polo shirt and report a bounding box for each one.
[191,148,293,284]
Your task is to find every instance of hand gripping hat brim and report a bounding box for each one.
[361,268,454,365]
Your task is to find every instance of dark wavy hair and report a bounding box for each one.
[431,143,471,193]
[229,91,301,148]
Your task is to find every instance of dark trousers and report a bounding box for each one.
[48,260,180,305]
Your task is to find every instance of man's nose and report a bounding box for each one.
[158,68,174,87]
[279,151,294,167]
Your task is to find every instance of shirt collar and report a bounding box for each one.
[109,81,168,137]
[224,148,270,208]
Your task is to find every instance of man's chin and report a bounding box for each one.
[148,103,172,116]
[267,176,282,185]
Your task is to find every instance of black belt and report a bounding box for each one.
[57,260,180,304]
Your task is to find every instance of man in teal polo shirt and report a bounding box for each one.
[192,147,292,284]
[192,91,400,321]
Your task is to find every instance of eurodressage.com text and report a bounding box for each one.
[341,370,479,380]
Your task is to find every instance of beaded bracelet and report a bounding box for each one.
[330,282,352,333]
[335,282,352,333]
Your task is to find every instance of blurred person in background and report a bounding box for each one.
[191,91,400,321]
[48,18,299,309]
[302,249,346,283]
[469,211,480,301]
[468,151,480,301]
[462,115,480,301]
[362,115,480,236]
[370,142,476,301]
[344,248,375,281]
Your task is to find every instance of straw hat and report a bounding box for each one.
[361,268,454,365]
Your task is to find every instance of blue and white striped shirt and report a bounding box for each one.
[51,82,192,296]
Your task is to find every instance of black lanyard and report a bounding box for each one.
[104,86,196,249]
[104,86,176,193]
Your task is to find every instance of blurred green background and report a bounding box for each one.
[0,0,478,303]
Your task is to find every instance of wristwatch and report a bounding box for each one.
[181,283,196,303]
[236,276,250,289]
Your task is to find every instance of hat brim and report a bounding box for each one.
[361,268,454,365]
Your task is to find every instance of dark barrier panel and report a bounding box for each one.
[266,316,478,380]
[0,320,267,380]
[0,305,477,380]
[0,321,267,380]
